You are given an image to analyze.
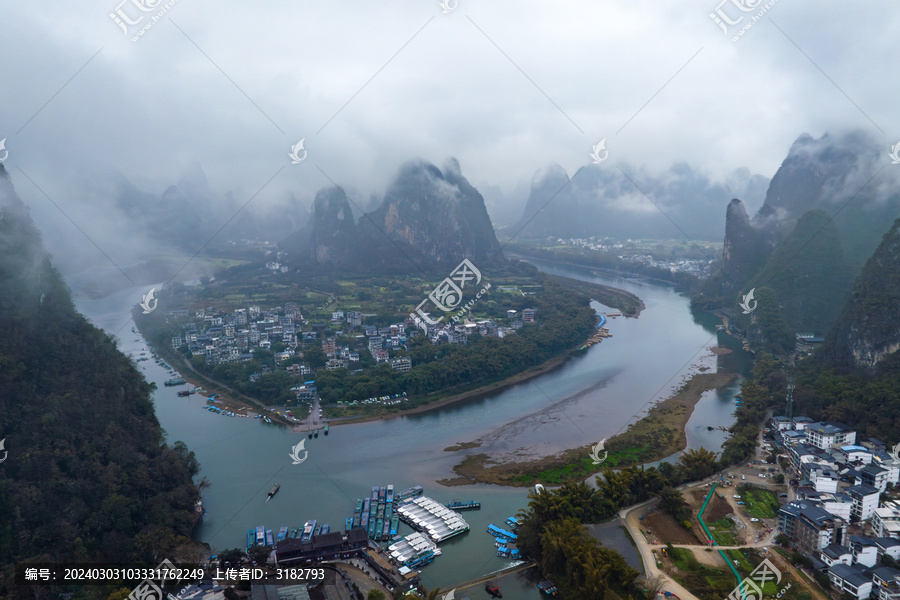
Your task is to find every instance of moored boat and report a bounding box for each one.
[301,520,316,541]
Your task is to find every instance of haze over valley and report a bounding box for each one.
[4,3,900,600]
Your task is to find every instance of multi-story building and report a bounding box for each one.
[873,502,900,538]
[778,502,845,554]
[805,422,857,450]
[847,484,881,521]
[859,465,894,493]
[390,357,411,373]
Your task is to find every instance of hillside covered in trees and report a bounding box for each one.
[0,166,202,597]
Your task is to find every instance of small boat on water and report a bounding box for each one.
[324,423,329,435]
[277,526,288,542]
[177,390,192,397]
[301,520,316,541]
[164,378,186,386]
[485,582,503,598]
[320,524,330,535]
[256,526,265,545]
[265,529,274,546]
[266,483,280,502]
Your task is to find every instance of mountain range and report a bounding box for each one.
[506,162,770,241]
[280,158,505,272]
[696,131,900,341]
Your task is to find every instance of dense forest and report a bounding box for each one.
[0,167,202,598]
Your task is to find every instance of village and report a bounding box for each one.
[631,416,900,600]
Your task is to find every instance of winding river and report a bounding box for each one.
[72,259,752,597]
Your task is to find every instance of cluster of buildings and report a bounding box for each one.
[414,308,534,342]
[771,416,900,599]
[552,236,716,276]
[168,302,536,403]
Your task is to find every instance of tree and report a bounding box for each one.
[305,346,326,369]
[218,548,245,566]
[657,487,690,523]
[367,590,385,600]
[678,448,719,481]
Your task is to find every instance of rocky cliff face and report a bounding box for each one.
[282,159,504,271]
[721,198,775,297]
[819,216,900,373]
[702,131,900,335]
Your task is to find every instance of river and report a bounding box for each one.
[71,259,752,597]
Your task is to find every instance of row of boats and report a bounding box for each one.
[345,485,426,542]
[247,520,331,550]
[488,520,521,559]
[347,484,407,542]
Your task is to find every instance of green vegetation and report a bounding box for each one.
[658,486,691,523]
[743,210,853,336]
[0,179,201,597]
[668,547,700,571]
[738,486,779,518]
[140,269,602,413]
[745,287,796,355]
[517,483,641,599]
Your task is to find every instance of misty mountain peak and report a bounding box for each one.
[532,163,569,188]
[281,159,503,271]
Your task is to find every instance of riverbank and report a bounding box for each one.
[441,347,738,487]
[543,273,645,317]
[309,340,596,429]
[137,330,296,425]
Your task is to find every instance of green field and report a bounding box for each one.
[739,486,780,518]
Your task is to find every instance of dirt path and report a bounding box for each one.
[620,499,703,600]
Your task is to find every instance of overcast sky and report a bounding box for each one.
[2,0,899,256]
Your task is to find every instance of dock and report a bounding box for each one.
[396,496,469,543]
[444,500,481,511]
